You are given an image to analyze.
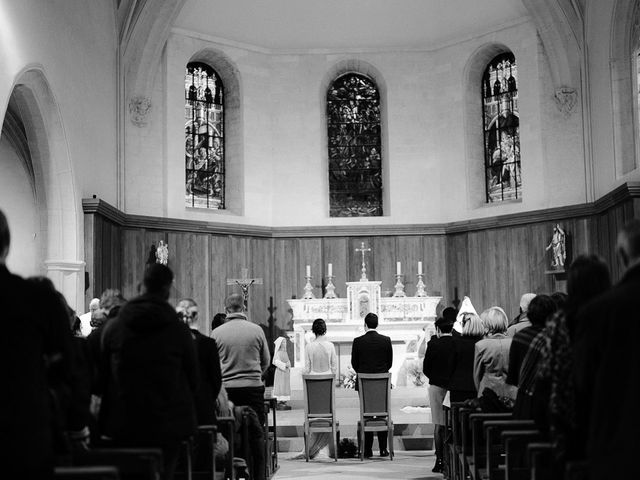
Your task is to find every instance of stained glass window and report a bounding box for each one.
[185,62,224,209]
[482,52,521,202]
[327,73,382,217]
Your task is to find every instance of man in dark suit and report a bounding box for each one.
[351,312,393,458]
[423,315,456,473]
[574,219,640,480]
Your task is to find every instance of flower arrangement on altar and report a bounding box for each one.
[407,361,428,387]
[339,366,357,389]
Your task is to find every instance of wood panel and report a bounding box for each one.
[423,235,447,298]
[273,238,299,329]
[322,237,348,298]
[209,235,230,323]
[298,238,323,298]
[372,236,395,295]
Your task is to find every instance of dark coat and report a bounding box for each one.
[100,293,198,444]
[191,329,222,425]
[351,330,393,389]
[448,335,483,394]
[0,265,72,478]
[422,335,456,388]
[573,263,640,479]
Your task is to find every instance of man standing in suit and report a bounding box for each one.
[351,312,393,458]
[574,219,640,479]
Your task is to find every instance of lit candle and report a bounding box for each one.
[306,265,311,277]
[418,261,423,275]
[328,263,333,277]
[396,262,401,275]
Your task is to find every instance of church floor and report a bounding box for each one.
[273,450,443,480]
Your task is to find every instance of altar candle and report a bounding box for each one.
[418,261,423,275]
[306,265,311,277]
[328,263,333,277]
[396,262,401,275]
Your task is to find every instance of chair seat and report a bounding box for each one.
[308,418,337,427]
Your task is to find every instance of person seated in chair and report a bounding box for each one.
[351,313,393,458]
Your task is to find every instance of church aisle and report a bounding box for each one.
[273,450,442,480]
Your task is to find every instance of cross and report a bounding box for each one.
[226,268,263,309]
[355,242,371,281]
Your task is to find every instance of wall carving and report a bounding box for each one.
[129,95,152,127]
[553,87,578,117]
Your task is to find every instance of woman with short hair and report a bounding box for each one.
[473,307,516,400]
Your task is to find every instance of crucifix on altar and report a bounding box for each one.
[355,241,371,280]
[226,267,263,309]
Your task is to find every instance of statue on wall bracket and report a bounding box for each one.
[546,224,566,270]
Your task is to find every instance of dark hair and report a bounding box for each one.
[364,312,378,329]
[527,294,557,327]
[312,318,327,336]
[0,209,9,258]
[442,307,458,324]
[100,289,126,317]
[566,255,611,309]
[436,319,454,334]
[211,312,226,330]
[550,292,568,310]
[143,264,173,296]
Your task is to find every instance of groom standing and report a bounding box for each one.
[351,312,393,458]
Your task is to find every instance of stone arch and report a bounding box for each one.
[320,59,390,216]
[610,0,640,176]
[462,43,516,208]
[6,66,84,310]
[186,48,244,214]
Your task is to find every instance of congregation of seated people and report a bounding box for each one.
[424,219,640,480]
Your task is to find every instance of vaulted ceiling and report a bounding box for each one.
[174,0,529,51]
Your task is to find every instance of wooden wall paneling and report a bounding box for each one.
[121,229,165,300]
[209,235,230,323]
[227,236,251,297]
[529,223,554,294]
[322,237,348,298]
[487,227,508,316]
[249,237,273,327]
[167,232,210,331]
[466,231,485,311]
[83,213,97,307]
[422,235,447,300]
[446,233,469,309]
[109,218,122,295]
[273,238,299,331]
[395,236,422,297]
[298,238,323,298]
[371,236,395,295]
[508,225,531,318]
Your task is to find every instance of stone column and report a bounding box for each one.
[45,259,86,313]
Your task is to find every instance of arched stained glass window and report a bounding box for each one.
[327,73,382,217]
[482,52,521,202]
[185,62,224,209]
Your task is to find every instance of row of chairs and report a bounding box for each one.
[444,402,588,480]
[302,372,394,462]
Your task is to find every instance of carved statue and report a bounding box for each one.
[546,224,566,269]
[155,240,169,266]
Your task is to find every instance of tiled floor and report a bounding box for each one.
[273,450,444,480]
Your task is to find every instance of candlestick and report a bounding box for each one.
[415,273,427,297]
[303,275,315,299]
[396,261,401,275]
[393,273,406,297]
[306,264,311,277]
[328,263,332,277]
[324,275,337,299]
[418,261,423,275]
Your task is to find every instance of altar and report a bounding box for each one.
[286,255,442,387]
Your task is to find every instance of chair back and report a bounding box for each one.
[358,373,391,417]
[303,374,335,417]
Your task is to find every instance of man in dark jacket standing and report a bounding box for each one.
[574,220,640,480]
[351,312,393,458]
[0,210,72,480]
[101,264,198,480]
[423,315,456,473]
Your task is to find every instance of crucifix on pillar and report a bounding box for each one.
[226,268,263,310]
[355,242,372,281]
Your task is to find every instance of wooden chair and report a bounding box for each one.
[73,448,162,480]
[468,413,512,480]
[54,466,120,479]
[216,416,236,480]
[356,373,393,461]
[483,420,535,480]
[302,373,339,462]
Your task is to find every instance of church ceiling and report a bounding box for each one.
[174,0,529,51]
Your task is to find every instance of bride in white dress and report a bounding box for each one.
[296,318,338,459]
